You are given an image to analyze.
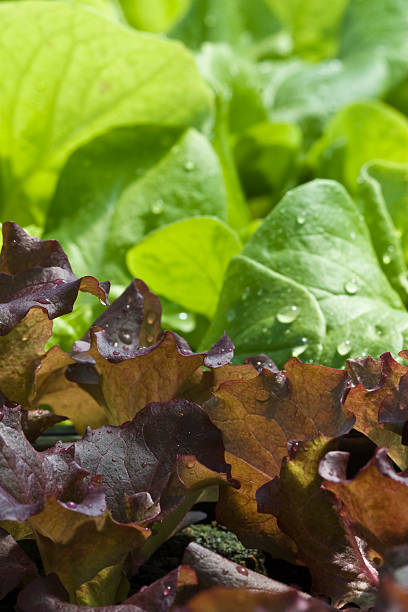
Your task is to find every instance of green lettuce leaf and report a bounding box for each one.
[203,179,408,366]
[126,216,242,318]
[0,1,212,226]
[310,101,408,191]
[44,127,227,286]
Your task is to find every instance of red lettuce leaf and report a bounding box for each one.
[0,308,52,405]
[258,436,378,607]
[372,546,408,611]
[20,409,67,443]
[33,345,107,433]
[0,405,89,522]
[345,352,408,468]
[0,222,109,336]
[0,526,38,599]
[205,358,354,560]
[78,278,162,356]
[320,446,408,556]
[16,565,197,611]
[72,399,232,523]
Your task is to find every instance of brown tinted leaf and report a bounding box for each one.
[320,447,408,556]
[33,345,107,433]
[373,546,408,612]
[262,437,378,607]
[30,495,149,597]
[207,359,354,557]
[21,409,67,443]
[0,222,109,335]
[88,331,205,425]
[345,353,408,468]
[0,308,52,405]
[0,526,38,598]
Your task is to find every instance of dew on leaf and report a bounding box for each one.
[184,160,195,171]
[241,286,250,300]
[277,305,298,323]
[337,340,351,356]
[151,199,164,214]
[297,213,305,225]
[146,313,155,325]
[226,308,236,322]
[344,279,358,295]
[292,344,307,358]
[119,330,132,345]
[178,312,188,320]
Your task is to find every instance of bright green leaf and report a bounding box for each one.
[310,101,408,191]
[126,216,242,318]
[119,0,188,31]
[204,180,408,367]
[0,1,213,226]
[44,127,227,285]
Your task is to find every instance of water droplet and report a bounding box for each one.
[151,199,164,214]
[112,458,116,462]
[66,501,77,509]
[344,279,358,295]
[11,239,17,245]
[297,214,305,225]
[178,312,188,320]
[53,278,67,285]
[146,313,155,325]
[35,297,51,304]
[124,304,131,311]
[235,565,248,576]
[242,287,250,300]
[113,341,118,348]
[226,308,236,322]
[113,350,120,355]
[361,351,368,357]
[350,232,356,240]
[292,345,307,358]
[142,462,147,468]
[301,337,307,343]
[256,389,270,401]
[277,305,298,324]
[163,586,172,596]
[184,160,195,171]
[256,288,263,296]
[375,325,383,336]
[119,330,132,345]
[382,253,392,265]
[337,340,351,356]
[21,336,28,342]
